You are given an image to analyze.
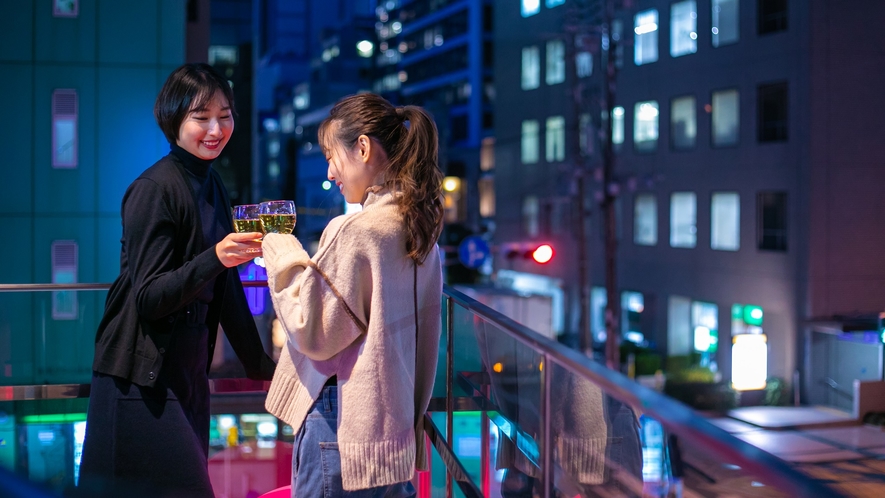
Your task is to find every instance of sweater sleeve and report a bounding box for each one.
[262,231,366,362]
[123,178,226,321]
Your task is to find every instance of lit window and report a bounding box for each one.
[712,89,739,146]
[208,46,238,65]
[668,296,692,356]
[671,1,698,57]
[52,89,78,169]
[634,194,657,246]
[521,0,540,17]
[712,0,739,47]
[546,0,565,7]
[692,301,719,353]
[634,10,659,65]
[545,116,565,162]
[546,40,565,85]
[523,196,539,236]
[293,83,310,110]
[576,52,593,78]
[478,176,495,217]
[634,100,659,152]
[622,291,645,343]
[480,137,495,171]
[521,120,539,164]
[53,0,78,17]
[52,240,78,320]
[670,192,696,248]
[612,106,625,146]
[591,287,607,343]
[671,95,696,150]
[522,46,540,90]
[711,192,740,251]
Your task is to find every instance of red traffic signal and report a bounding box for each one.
[503,243,555,264]
[531,244,554,264]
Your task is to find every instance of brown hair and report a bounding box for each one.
[318,93,444,264]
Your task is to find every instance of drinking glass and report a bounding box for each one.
[232,204,263,234]
[259,200,296,234]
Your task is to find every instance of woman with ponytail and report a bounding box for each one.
[260,93,444,496]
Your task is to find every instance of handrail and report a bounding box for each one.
[0,281,843,495]
[0,281,268,292]
[441,285,842,497]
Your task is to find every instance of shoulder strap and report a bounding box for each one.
[413,261,419,426]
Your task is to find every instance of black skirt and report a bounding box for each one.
[78,320,212,498]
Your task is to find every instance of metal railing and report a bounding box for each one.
[0,282,844,497]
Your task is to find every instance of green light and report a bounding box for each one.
[322,181,332,190]
[22,413,87,424]
[743,305,763,326]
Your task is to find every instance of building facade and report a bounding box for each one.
[0,0,191,386]
[494,0,885,402]
[373,0,496,234]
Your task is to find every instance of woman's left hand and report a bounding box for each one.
[216,232,263,267]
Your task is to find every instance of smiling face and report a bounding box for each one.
[176,90,234,160]
[323,125,386,204]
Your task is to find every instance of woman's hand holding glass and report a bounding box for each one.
[225,203,263,266]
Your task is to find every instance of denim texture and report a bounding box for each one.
[292,385,416,498]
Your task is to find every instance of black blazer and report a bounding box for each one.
[92,153,275,387]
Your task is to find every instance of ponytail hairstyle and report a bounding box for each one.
[318,93,444,264]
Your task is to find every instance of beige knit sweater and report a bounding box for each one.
[261,187,442,491]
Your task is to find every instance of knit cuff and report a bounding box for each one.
[262,233,310,269]
[338,434,415,491]
[264,361,315,430]
[555,436,607,485]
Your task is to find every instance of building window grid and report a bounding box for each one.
[712,89,740,147]
[522,46,540,90]
[546,40,565,85]
[757,191,787,251]
[758,82,788,142]
[634,100,659,152]
[634,193,658,246]
[521,0,540,18]
[711,192,740,251]
[712,0,740,47]
[758,0,787,34]
[545,116,565,162]
[670,192,697,248]
[521,120,540,164]
[671,95,697,150]
[670,1,698,57]
[634,9,659,65]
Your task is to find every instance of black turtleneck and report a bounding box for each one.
[169,143,227,303]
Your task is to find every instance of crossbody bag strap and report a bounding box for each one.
[413,261,419,427]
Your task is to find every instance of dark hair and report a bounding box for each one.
[318,93,444,264]
[154,63,236,143]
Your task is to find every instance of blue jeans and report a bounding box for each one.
[292,385,416,498]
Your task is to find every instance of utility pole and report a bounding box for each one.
[600,0,621,371]
[565,0,626,370]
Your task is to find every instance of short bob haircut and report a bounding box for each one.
[154,63,236,144]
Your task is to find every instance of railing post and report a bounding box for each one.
[481,381,490,496]
[445,296,454,498]
[540,353,552,498]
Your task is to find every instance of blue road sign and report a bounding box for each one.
[458,235,490,269]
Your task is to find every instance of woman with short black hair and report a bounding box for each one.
[77,63,275,498]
